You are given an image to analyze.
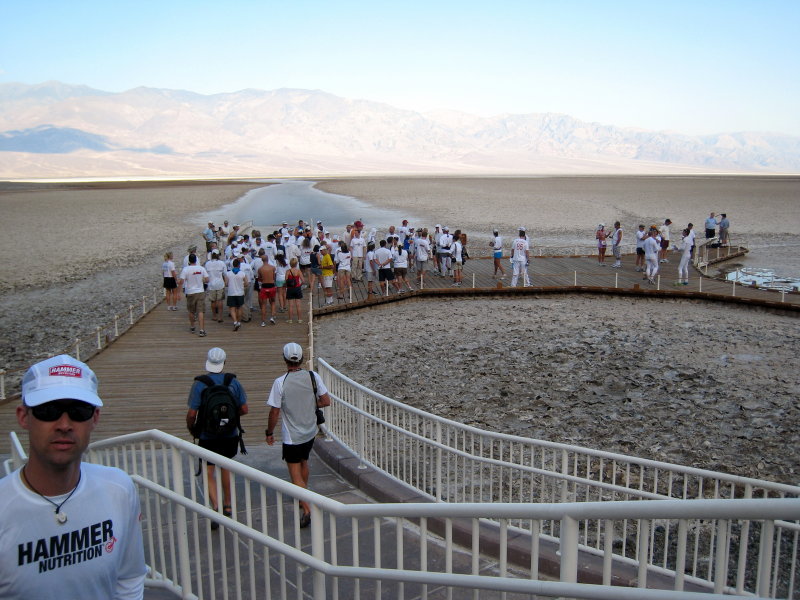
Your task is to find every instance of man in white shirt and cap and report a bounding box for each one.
[0,355,146,599]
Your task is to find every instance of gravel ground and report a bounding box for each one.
[314,295,800,485]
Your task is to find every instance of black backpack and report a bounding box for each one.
[191,373,247,454]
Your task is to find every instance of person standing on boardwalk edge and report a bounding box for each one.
[0,355,146,599]
[187,347,248,530]
[265,343,331,528]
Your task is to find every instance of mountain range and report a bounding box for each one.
[1,81,799,178]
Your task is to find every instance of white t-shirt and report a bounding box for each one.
[179,264,208,294]
[393,247,409,268]
[659,224,670,242]
[336,250,352,270]
[365,250,376,273]
[374,246,393,268]
[161,260,175,278]
[267,370,329,445]
[451,240,463,263]
[205,259,227,291]
[438,233,453,252]
[511,237,529,262]
[636,229,646,249]
[0,463,146,600]
[415,237,430,261]
[226,269,248,296]
[350,236,366,258]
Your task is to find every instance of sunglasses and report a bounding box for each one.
[29,401,96,422]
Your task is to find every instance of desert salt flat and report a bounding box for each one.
[0,176,798,484]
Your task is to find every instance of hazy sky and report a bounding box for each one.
[2,0,799,136]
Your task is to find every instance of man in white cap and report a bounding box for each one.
[186,347,248,529]
[510,227,531,287]
[265,343,331,528]
[0,355,146,599]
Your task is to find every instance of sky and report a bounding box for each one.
[1,0,799,136]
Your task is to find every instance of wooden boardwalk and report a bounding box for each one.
[2,252,797,454]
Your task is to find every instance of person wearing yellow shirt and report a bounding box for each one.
[320,246,335,305]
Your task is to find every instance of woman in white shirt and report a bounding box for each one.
[161,252,179,310]
[490,230,505,278]
[392,241,412,292]
[335,241,352,300]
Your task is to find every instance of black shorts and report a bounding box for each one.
[282,438,315,463]
[199,436,239,466]
[286,286,303,300]
[163,276,177,289]
[636,248,645,256]
[227,295,244,308]
[378,267,394,282]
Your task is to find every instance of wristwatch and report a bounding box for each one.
[265,429,273,436]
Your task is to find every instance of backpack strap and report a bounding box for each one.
[309,370,318,409]
[194,374,215,387]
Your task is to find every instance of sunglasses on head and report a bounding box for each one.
[29,401,96,422]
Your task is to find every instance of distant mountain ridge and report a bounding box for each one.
[1,81,798,177]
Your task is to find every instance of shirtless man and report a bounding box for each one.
[257,256,278,326]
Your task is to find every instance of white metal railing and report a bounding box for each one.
[6,430,797,599]
[317,358,800,597]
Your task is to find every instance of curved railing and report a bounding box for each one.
[6,430,798,599]
[316,358,800,596]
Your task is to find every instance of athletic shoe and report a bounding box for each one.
[198,330,207,337]
[297,319,303,323]
[299,512,311,529]
[260,321,266,327]
[683,281,689,285]
[600,263,606,266]
[270,317,275,325]
[233,322,241,331]
[287,319,293,324]
[190,327,196,334]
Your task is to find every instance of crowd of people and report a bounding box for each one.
[595,213,731,286]
[165,217,541,335]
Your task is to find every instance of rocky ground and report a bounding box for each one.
[314,295,800,485]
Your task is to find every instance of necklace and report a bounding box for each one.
[21,467,81,525]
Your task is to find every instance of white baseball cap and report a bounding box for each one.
[206,347,226,373]
[283,342,303,363]
[22,355,103,407]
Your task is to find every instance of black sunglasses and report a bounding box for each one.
[29,401,96,422]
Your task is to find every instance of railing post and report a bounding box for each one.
[129,304,134,324]
[637,519,650,588]
[560,449,569,502]
[0,369,5,400]
[657,275,661,290]
[142,295,147,314]
[171,446,193,598]
[357,389,367,469]
[310,503,327,599]
[573,271,577,286]
[757,520,775,597]
[74,338,81,361]
[732,279,736,297]
[96,326,102,350]
[472,273,475,288]
[615,273,618,288]
[114,314,119,337]
[435,422,443,501]
[699,278,703,293]
[713,519,730,594]
[559,515,579,583]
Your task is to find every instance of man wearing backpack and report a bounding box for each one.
[186,347,248,528]
[265,342,331,528]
